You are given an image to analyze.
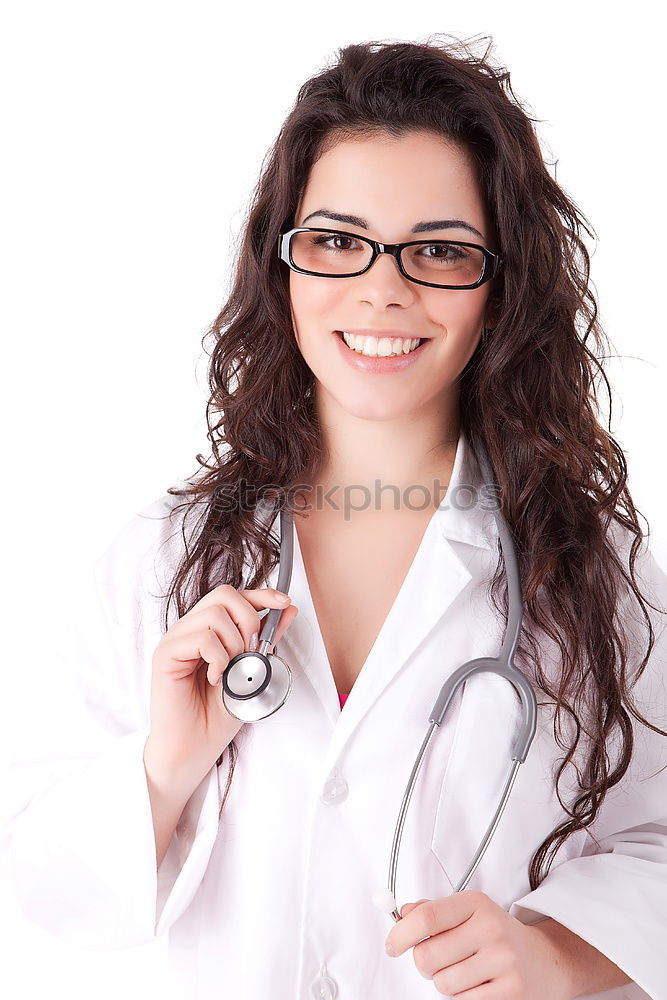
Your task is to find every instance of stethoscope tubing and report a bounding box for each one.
[221,434,538,923]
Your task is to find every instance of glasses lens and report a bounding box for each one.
[401,242,485,286]
[290,230,372,275]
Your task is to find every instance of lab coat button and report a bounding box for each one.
[309,971,338,999]
[320,774,348,804]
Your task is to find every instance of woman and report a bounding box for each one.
[7,35,667,1000]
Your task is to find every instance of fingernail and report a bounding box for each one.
[249,632,258,651]
[276,593,290,603]
[385,942,397,957]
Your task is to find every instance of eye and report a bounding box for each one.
[309,234,359,254]
[417,243,469,261]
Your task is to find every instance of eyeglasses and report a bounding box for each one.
[277,227,503,290]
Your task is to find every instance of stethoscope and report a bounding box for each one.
[221,435,537,924]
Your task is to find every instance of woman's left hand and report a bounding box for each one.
[384,891,571,999]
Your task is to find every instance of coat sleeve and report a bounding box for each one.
[509,532,667,1000]
[2,495,227,949]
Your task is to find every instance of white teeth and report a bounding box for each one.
[341,332,421,357]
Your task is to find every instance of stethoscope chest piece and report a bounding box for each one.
[222,650,293,722]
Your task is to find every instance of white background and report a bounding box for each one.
[1,1,665,997]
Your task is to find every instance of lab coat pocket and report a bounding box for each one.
[429,672,525,898]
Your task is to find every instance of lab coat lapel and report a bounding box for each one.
[292,517,476,765]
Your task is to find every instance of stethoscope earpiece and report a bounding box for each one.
[372,888,398,915]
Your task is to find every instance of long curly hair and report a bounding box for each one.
[156,33,667,892]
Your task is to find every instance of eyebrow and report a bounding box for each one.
[300,208,484,240]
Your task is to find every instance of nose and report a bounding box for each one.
[355,248,414,304]
[371,246,401,273]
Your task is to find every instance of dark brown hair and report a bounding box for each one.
[157,34,667,892]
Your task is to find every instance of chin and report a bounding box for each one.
[329,389,419,422]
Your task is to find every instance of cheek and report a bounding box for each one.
[427,285,489,334]
[289,275,346,355]
[290,272,341,318]
[422,290,489,375]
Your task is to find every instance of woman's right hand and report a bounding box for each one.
[144,584,298,795]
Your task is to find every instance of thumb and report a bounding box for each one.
[400,898,430,918]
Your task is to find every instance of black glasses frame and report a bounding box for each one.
[277,227,503,290]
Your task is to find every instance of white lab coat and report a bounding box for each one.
[4,431,667,1000]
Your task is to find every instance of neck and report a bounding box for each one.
[300,386,460,516]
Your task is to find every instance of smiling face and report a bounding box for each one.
[289,130,498,423]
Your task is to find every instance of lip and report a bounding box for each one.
[333,329,430,374]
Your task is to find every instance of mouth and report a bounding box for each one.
[331,329,431,374]
[333,330,428,357]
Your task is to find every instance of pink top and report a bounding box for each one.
[338,691,349,709]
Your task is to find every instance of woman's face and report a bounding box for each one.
[289,130,498,422]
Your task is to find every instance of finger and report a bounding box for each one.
[218,586,292,649]
[400,898,431,919]
[205,602,298,676]
[387,898,439,957]
[170,604,254,659]
[189,583,291,617]
[170,587,291,650]
[431,947,500,997]
[202,604,296,679]
[159,625,230,684]
[239,586,292,609]
[387,894,480,958]
[266,603,299,652]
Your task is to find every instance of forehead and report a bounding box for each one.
[296,132,489,240]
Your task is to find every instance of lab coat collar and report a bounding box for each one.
[434,428,498,552]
